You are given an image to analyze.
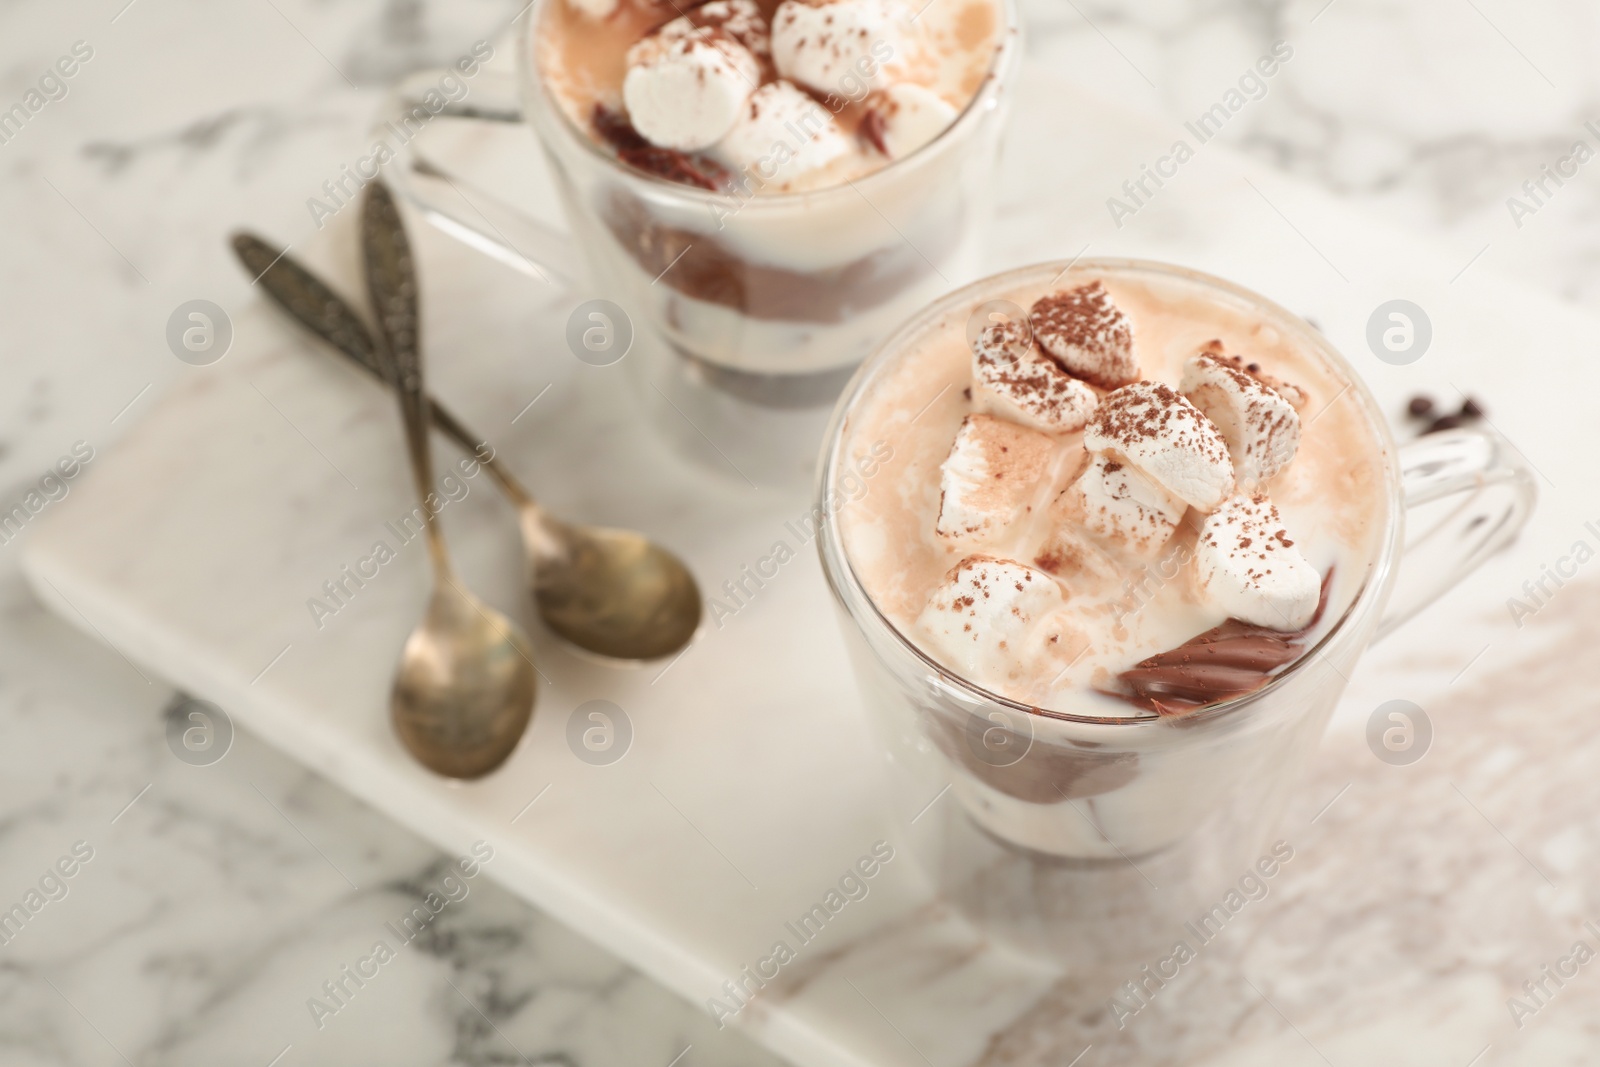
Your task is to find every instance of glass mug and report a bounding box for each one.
[377,0,1022,487]
[817,259,1537,964]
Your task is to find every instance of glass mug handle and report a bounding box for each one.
[376,69,577,287]
[1376,427,1538,639]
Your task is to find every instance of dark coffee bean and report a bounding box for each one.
[1407,395,1435,418]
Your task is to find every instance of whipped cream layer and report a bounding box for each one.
[535,0,1003,193]
[837,265,1389,718]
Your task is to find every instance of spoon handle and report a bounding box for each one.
[230,232,536,511]
[361,182,453,577]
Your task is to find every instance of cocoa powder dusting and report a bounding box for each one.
[1030,281,1137,388]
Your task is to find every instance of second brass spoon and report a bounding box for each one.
[364,180,535,779]
[232,232,703,662]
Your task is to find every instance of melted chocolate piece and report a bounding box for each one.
[591,104,730,191]
[930,714,1140,805]
[617,146,728,191]
[1110,571,1335,717]
[859,107,891,157]
[591,104,650,153]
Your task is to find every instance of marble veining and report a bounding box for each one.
[5,0,1600,1064]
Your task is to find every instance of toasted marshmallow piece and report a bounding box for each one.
[1030,281,1138,389]
[972,321,1099,433]
[713,81,853,186]
[1195,493,1321,631]
[1180,352,1301,484]
[1075,453,1187,555]
[567,0,619,18]
[863,83,958,159]
[1084,382,1235,512]
[916,556,1067,683]
[937,414,1056,543]
[771,0,906,96]
[624,33,760,151]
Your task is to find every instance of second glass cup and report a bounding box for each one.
[379,0,1022,486]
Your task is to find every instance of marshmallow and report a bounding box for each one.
[566,0,619,18]
[1034,529,1123,586]
[937,413,1056,543]
[771,0,906,97]
[1033,488,1126,584]
[657,0,773,59]
[1195,493,1321,631]
[862,83,958,159]
[1075,453,1187,556]
[1030,282,1138,389]
[1030,463,1120,585]
[972,321,1099,433]
[1180,352,1301,484]
[1198,339,1309,410]
[916,556,1067,684]
[624,31,760,151]
[713,80,853,187]
[1083,381,1235,512]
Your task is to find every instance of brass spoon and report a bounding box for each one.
[231,234,702,662]
[363,181,536,779]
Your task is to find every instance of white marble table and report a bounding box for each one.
[3,1,1600,1065]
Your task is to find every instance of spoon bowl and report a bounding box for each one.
[529,519,703,662]
[391,582,537,779]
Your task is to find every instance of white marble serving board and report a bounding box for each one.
[21,62,1600,1066]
